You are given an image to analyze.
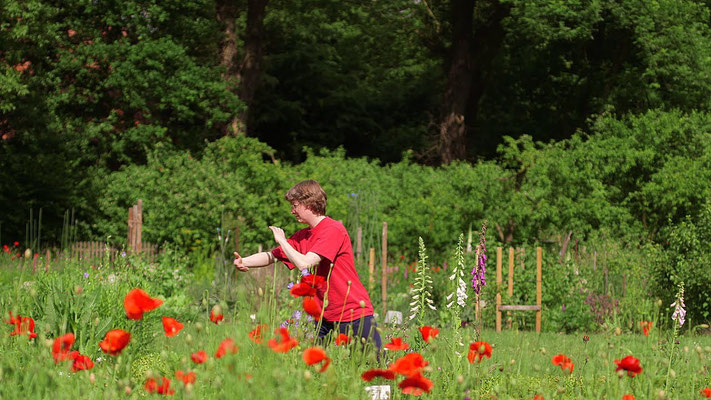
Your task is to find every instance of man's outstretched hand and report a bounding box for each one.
[234,251,248,272]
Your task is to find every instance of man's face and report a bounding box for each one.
[290,201,307,223]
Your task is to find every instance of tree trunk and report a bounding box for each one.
[438,0,474,164]
[216,0,241,135]
[236,0,269,136]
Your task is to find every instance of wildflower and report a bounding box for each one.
[71,354,94,372]
[249,324,268,344]
[398,372,433,395]
[446,235,468,309]
[640,321,653,337]
[525,396,545,400]
[52,333,76,363]
[552,354,574,374]
[302,296,322,321]
[384,337,409,351]
[123,289,163,320]
[334,333,351,345]
[361,369,396,381]
[471,222,488,295]
[467,341,492,363]
[301,274,327,291]
[162,317,184,337]
[614,355,642,377]
[622,395,635,400]
[144,377,175,395]
[6,312,38,339]
[388,352,429,377]
[701,387,711,398]
[671,284,686,328]
[175,370,196,386]
[419,326,439,343]
[191,350,208,364]
[99,329,131,355]
[215,338,238,358]
[210,305,224,324]
[583,335,590,343]
[267,328,299,353]
[13,241,19,247]
[303,347,331,372]
[290,283,317,297]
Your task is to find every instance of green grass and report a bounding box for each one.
[1,257,710,399]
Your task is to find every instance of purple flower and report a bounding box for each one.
[286,282,295,290]
[562,304,566,311]
[83,272,89,278]
[471,222,488,295]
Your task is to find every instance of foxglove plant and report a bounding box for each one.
[409,237,436,326]
[471,221,488,339]
[446,234,468,310]
[666,281,685,390]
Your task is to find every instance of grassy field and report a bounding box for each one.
[1,256,710,399]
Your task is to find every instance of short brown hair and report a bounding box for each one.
[285,180,327,216]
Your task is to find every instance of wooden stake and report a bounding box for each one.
[136,199,143,254]
[368,248,375,295]
[496,246,502,332]
[128,207,134,254]
[508,247,514,329]
[536,247,542,333]
[45,249,50,273]
[356,226,362,262]
[381,222,388,316]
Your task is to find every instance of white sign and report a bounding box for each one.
[365,385,391,400]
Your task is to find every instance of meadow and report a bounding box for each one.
[1,242,710,400]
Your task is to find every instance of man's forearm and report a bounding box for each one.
[278,241,318,271]
[242,252,275,268]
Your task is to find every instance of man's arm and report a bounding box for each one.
[233,251,275,272]
[269,226,322,271]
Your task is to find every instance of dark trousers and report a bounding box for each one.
[316,315,382,353]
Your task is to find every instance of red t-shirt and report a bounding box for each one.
[271,217,374,322]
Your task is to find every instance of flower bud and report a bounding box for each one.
[456,375,464,384]
[657,389,666,399]
[89,373,96,384]
[258,288,264,297]
[615,327,622,336]
[359,300,366,308]
[303,370,312,380]
[124,386,132,395]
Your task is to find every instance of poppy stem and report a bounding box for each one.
[314,264,334,338]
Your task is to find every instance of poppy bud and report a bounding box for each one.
[557,386,566,394]
[669,369,676,378]
[656,299,663,307]
[617,369,625,378]
[24,248,32,258]
[195,322,203,333]
[540,347,546,355]
[258,288,263,297]
[683,346,689,353]
[88,373,96,384]
[75,285,83,295]
[456,375,464,384]
[347,280,352,285]
[93,317,100,326]
[185,334,193,345]
[615,327,622,336]
[657,390,666,399]
[303,370,312,380]
[359,300,366,308]
[124,386,132,395]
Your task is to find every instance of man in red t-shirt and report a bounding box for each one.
[233,180,381,352]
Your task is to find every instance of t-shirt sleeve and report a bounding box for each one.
[308,225,343,263]
[271,236,300,270]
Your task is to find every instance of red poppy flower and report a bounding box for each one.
[302,296,322,321]
[267,327,299,353]
[52,333,76,363]
[249,324,267,344]
[13,241,19,247]
[162,317,184,337]
[398,372,434,395]
[303,347,331,372]
[622,395,635,400]
[124,289,163,320]
[99,329,131,355]
[467,341,492,363]
[334,333,351,345]
[71,353,94,372]
[8,313,38,339]
[191,350,208,364]
[215,338,238,358]
[361,369,396,381]
[388,352,429,377]
[614,355,642,377]
[552,354,574,374]
[290,282,317,298]
[701,387,711,398]
[144,377,175,395]
[419,326,439,343]
[525,396,545,400]
[175,370,196,386]
[640,321,653,337]
[384,337,410,351]
[209,305,224,324]
[301,274,327,291]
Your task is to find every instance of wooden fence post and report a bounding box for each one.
[536,247,542,333]
[507,247,514,329]
[496,246,502,332]
[368,248,375,295]
[356,226,362,262]
[136,199,142,254]
[381,222,388,316]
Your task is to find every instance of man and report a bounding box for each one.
[234,180,381,351]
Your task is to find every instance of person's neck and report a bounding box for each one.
[307,215,327,229]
